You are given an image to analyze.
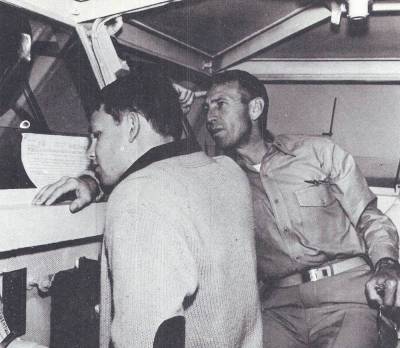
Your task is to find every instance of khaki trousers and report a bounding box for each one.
[261,264,397,348]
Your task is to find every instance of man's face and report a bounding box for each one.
[204,81,252,150]
[88,105,130,186]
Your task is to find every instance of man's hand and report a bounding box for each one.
[32,175,99,213]
[172,82,206,115]
[366,258,400,307]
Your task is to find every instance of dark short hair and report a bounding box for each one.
[99,66,183,141]
[211,70,270,137]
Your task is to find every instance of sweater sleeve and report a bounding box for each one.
[106,199,198,348]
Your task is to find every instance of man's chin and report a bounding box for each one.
[214,137,235,151]
[98,173,118,188]
[215,131,252,152]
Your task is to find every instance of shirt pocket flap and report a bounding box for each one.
[295,185,335,207]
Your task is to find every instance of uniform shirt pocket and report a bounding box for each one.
[295,185,335,207]
[294,185,350,250]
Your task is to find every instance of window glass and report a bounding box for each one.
[0,6,99,188]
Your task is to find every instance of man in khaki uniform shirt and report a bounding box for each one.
[198,70,400,348]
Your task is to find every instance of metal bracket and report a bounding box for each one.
[91,15,127,86]
[202,60,213,74]
[330,1,346,26]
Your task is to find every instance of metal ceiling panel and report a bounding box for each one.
[255,14,400,59]
[213,5,330,70]
[116,23,212,75]
[0,0,182,26]
[128,0,314,56]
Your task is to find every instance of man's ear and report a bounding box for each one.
[248,97,265,122]
[126,111,140,143]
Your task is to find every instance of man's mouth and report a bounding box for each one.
[208,126,224,136]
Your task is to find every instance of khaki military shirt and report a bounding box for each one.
[240,135,398,280]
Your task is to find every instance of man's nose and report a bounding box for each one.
[87,141,96,161]
[206,107,217,123]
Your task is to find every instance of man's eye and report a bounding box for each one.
[217,101,225,108]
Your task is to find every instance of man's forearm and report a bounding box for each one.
[358,202,399,266]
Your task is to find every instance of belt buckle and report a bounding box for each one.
[308,265,332,281]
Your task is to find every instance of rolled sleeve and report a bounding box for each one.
[357,201,399,266]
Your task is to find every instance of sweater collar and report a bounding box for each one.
[118,138,201,184]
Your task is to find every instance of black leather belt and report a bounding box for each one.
[273,256,368,288]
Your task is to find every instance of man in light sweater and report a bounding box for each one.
[35,68,262,347]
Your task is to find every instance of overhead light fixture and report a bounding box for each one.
[346,0,371,21]
[330,1,400,28]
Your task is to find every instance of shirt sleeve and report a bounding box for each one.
[327,142,399,264]
[385,197,400,231]
[106,199,198,348]
[357,201,399,266]
[328,143,375,226]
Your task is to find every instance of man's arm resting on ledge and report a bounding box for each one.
[32,171,102,213]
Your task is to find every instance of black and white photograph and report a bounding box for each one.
[0,1,400,347]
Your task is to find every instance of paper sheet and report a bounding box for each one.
[21,133,90,188]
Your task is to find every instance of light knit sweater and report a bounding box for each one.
[100,151,262,348]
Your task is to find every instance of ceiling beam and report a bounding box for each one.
[75,23,106,88]
[213,5,331,72]
[372,2,400,12]
[233,58,400,82]
[116,22,212,76]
